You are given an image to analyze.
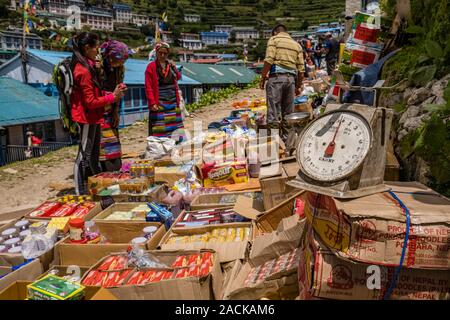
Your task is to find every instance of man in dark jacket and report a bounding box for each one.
[323,32,340,75]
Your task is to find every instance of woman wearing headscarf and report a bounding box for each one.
[144,42,185,141]
[70,32,126,195]
[96,39,129,172]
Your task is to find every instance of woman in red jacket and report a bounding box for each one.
[144,42,185,141]
[70,32,126,195]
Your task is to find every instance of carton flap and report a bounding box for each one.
[90,287,119,300]
[233,196,264,220]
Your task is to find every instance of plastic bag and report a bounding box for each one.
[127,246,168,270]
[144,136,176,160]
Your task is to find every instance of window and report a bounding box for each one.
[132,88,141,107]
[124,89,132,109]
[141,88,147,105]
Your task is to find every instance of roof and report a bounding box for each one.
[218,54,237,59]
[200,32,229,37]
[0,77,59,126]
[180,62,257,85]
[192,58,222,64]
[113,3,132,10]
[233,27,257,31]
[26,49,200,86]
[0,30,42,40]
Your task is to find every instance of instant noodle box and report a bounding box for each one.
[27,274,85,300]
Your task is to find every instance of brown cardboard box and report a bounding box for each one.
[159,223,252,263]
[299,230,450,300]
[259,159,300,211]
[0,281,100,300]
[303,182,450,269]
[83,249,223,300]
[94,184,168,203]
[0,259,43,292]
[155,165,195,187]
[90,287,119,300]
[233,191,304,233]
[57,222,166,265]
[93,203,153,224]
[223,215,305,300]
[36,265,91,281]
[189,192,262,211]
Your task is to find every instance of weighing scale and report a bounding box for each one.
[287,103,394,198]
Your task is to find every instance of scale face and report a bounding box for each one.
[289,104,394,199]
[297,110,372,182]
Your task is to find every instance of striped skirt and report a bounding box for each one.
[99,108,122,161]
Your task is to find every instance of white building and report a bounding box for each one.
[200,32,229,46]
[180,33,200,41]
[233,27,259,40]
[184,14,201,23]
[262,29,272,39]
[113,3,132,24]
[132,13,150,27]
[0,29,43,50]
[214,25,234,34]
[181,40,202,51]
[161,31,174,44]
[81,10,114,31]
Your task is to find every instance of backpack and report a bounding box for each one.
[52,57,77,136]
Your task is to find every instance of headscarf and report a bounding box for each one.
[155,41,170,52]
[100,40,130,61]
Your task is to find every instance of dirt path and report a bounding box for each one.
[0,87,263,215]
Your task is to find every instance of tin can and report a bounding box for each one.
[3,237,21,250]
[1,228,18,240]
[8,246,22,254]
[14,220,30,231]
[19,229,31,240]
[142,226,158,239]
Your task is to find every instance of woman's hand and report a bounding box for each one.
[150,104,159,112]
[113,84,125,102]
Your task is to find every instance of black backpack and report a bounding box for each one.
[53,57,77,136]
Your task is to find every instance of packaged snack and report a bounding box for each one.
[126,271,143,285]
[151,270,167,282]
[187,265,199,277]
[187,254,201,266]
[71,202,96,219]
[81,270,97,286]
[28,202,62,218]
[201,252,213,265]
[201,161,248,188]
[28,275,85,300]
[174,268,189,279]
[171,255,187,268]
[51,202,79,217]
[244,265,262,287]
[199,260,212,276]
[226,228,236,242]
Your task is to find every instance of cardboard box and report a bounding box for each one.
[37,265,91,281]
[83,249,223,300]
[94,184,168,203]
[90,287,119,300]
[25,200,102,221]
[233,191,304,233]
[259,158,300,210]
[0,259,43,292]
[299,231,450,300]
[0,280,100,300]
[27,274,86,300]
[57,222,166,265]
[189,191,262,211]
[224,215,306,300]
[303,182,450,269]
[155,165,196,187]
[159,223,252,263]
[247,135,283,165]
[93,203,152,224]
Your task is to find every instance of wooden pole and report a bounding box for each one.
[21,0,29,84]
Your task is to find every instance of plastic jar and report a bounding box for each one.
[85,221,101,244]
[0,245,6,253]
[1,228,18,240]
[131,237,147,246]
[142,226,158,239]
[19,230,31,240]
[4,237,21,250]
[8,246,22,255]
[69,218,85,243]
[14,220,30,231]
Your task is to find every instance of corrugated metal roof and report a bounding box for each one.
[27,49,201,86]
[180,63,257,85]
[0,77,59,126]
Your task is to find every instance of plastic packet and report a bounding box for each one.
[127,246,168,270]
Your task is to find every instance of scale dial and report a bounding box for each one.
[297,110,372,182]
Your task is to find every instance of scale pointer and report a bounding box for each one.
[324,117,343,158]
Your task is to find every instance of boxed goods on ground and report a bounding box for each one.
[27,274,86,300]
[344,42,381,69]
[81,249,223,300]
[95,183,168,203]
[159,223,252,263]
[223,214,307,300]
[259,158,300,210]
[0,259,43,292]
[88,172,132,195]
[200,160,249,188]
[298,230,450,300]
[173,208,250,229]
[155,163,200,187]
[233,192,304,233]
[247,135,283,165]
[37,265,91,282]
[57,222,166,265]
[190,191,262,211]
[93,203,153,223]
[25,196,101,221]
[302,182,450,269]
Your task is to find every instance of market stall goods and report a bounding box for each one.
[165,227,251,244]
[201,161,249,187]
[27,196,99,220]
[27,274,85,300]
[173,208,249,228]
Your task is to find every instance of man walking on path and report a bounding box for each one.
[323,32,340,75]
[259,24,305,142]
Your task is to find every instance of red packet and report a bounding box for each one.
[187,265,199,277]
[162,271,173,280]
[82,270,98,286]
[29,202,62,218]
[98,256,116,271]
[51,202,79,217]
[187,254,201,266]
[151,271,166,283]
[126,271,142,285]
[201,252,213,265]
[171,255,187,268]
[174,268,188,279]
[199,261,212,277]
[116,270,133,286]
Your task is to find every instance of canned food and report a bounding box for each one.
[3,237,21,249]
[19,229,31,240]
[131,237,147,246]
[14,220,30,231]
[1,228,18,240]
[142,226,158,239]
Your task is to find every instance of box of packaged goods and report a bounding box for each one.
[27,274,86,300]
[81,249,223,300]
[159,223,252,263]
[155,163,199,187]
[344,42,381,68]
[57,221,166,266]
[233,192,304,233]
[88,172,132,195]
[303,182,450,269]
[299,231,450,300]
[25,196,101,221]
[93,203,153,224]
[0,219,67,270]
[349,11,383,47]
[172,208,250,229]
[189,192,262,211]
[223,214,307,300]
[0,259,43,292]
[95,183,168,203]
[201,161,249,188]
[36,265,91,282]
[0,281,31,300]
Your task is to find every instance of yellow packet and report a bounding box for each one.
[244,228,251,240]
[218,228,228,238]
[226,228,236,242]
